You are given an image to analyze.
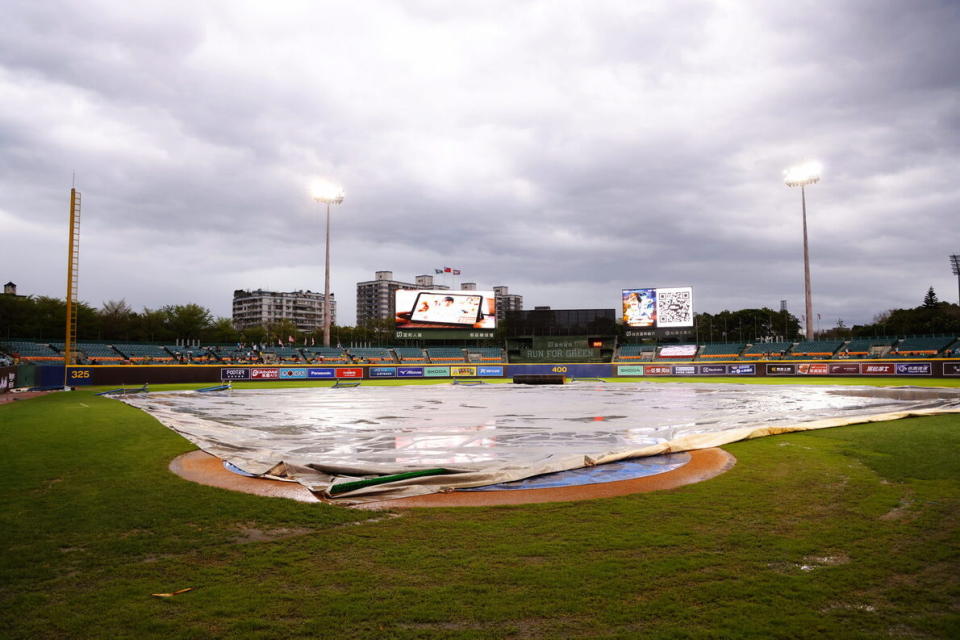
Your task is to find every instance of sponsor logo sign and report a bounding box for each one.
[335,367,364,379]
[478,366,504,377]
[766,364,795,375]
[698,365,727,375]
[221,368,251,381]
[896,362,931,376]
[424,366,450,377]
[280,368,307,379]
[828,363,861,375]
[673,365,697,376]
[369,367,397,378]
[250,368,280,379]
[644,365,672,376]
[798,363,830,375]
[728,364,756,375]
[617,365,645,376]
[943,363,960,377]
[398,367,424,378]
[307,368,336,378]
[861,363,895,375]
[451,366,478,377]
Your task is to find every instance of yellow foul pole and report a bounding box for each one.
[63,188,81,387]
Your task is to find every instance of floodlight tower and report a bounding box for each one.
[311,181,345,348]
[950,254,960,304]
[784,161,822,340]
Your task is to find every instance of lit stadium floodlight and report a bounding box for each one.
[312,181,345,347]
[311,180,345,205]
[784,161,822,339]
[784,161,822,187]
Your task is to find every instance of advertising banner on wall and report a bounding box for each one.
[728,364,756,375]
[767,364,796,375]
[478,366,504,377]
[451,366,478,377]
[944,363,960,376]
[280,368,307,379]
[896,362,932,375]
[395,289,496,330]
[861,363,895,375]
[369,367,397,378]
[307,368,336,378]
[673,365,697,375]
[621,286,694,329]
[617,365,645,376]
[335,368,364,379]
[644,365,672,376]
[698,365,727,375]
[424,367,450,377]
[828,363,861,375]
[250,368,279,379]
[398,367,425,377]
[798,363,830,375]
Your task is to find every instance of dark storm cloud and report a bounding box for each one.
[1,0,958,326]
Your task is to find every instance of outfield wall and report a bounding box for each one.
[16,359,958,387]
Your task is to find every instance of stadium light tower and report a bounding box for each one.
[311,180,345,348]
[950,254,960,304]
[784,161,822,340]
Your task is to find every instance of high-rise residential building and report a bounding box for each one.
[494,286,523,322]
[355,271,450,326]
[232,289,335,332]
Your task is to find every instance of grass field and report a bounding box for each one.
[2,381,959,639]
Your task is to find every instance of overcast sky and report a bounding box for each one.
[2,0,958,329]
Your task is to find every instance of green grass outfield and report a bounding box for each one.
[2,379,959,639]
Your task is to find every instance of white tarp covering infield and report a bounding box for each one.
[120,382,960,503]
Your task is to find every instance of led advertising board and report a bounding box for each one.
[622,286,693,328]
[396,289,496,330]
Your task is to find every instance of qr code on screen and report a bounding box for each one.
[656,288,693,327]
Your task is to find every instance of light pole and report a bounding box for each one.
[950,254,960,305]
[311,181,345,347]
[784,161,822,341]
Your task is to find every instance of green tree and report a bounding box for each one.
[923,286,939,308]
[204,317,241,344]
[99,299,136,341]
[162,304,212,340]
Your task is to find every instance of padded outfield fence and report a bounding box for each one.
[0,358,955,389]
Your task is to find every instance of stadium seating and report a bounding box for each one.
[113,344,175,363]
[74,343,125,363]
[0,341,61,362]
[466,347,506,363]
[785,340,843,360]
[698,343,745,360]
[259,346,307,363]
[347,347,396,364]
[741,342,793,359]
[426,347,468,363]
[837,338,895,359]
[890,336,956,357]
[615,344,656,361]
[394,347,427,363]
[301,347,349,363]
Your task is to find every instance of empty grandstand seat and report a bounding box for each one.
[838,338,894,358]
[113,344,174,363]
[394,347,427,363]
[466,347,506,363]
[0,341,62,362]
[891,336,956,357]
[426,347,468,363]
[785,340,843,360]
[741,342,793,359]
[698,343,745,360]
[615,345,655,361]
[348,347,395,363]
[302,347,349,363]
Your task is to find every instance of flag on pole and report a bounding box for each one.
[444,267,451,273]
[453,269,461,275]
[434,269,443,274]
